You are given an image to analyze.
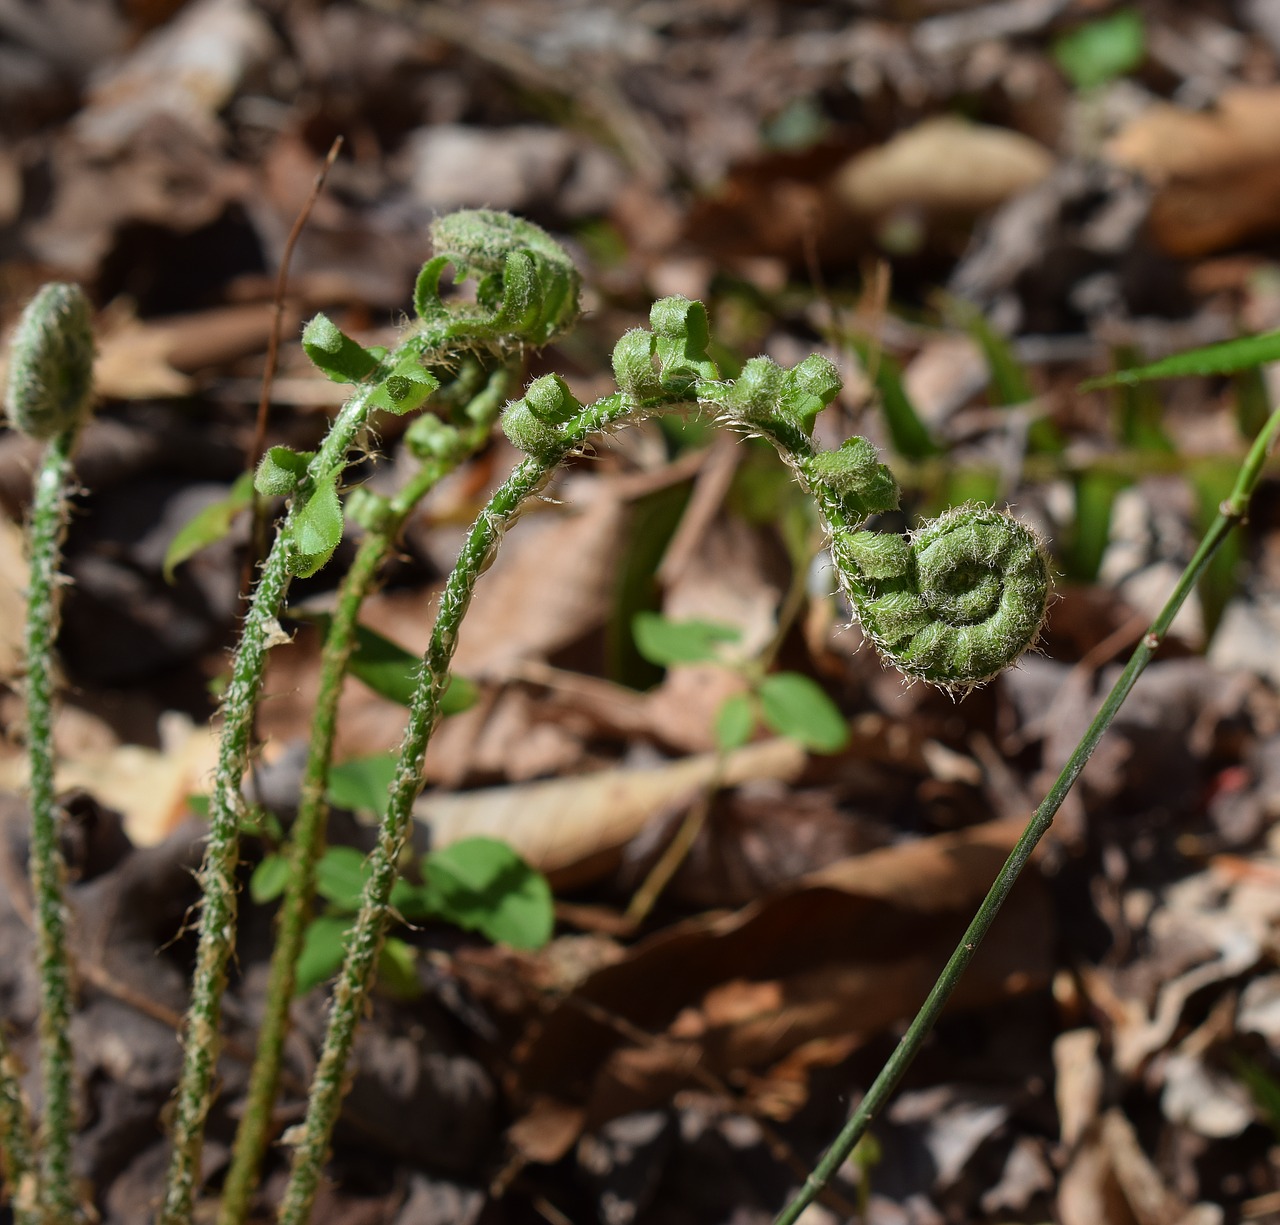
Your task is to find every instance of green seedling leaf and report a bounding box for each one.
[377,936,421,999]
[295,914,352,995]
[301,313,380,384]
[1053,8,1145,91]
[369,353,440,416]
[297,613,478,713]
[315,846,370,911]
[326,753,398,819]
[422,837,554,950]
[715,692,755,752]
[1066,471,1129,584]
[163,471,255,582]
[1110,344,1175,454]
[1235,366,1272,440]
[1080,330,1280,390]
[1231,1052,1280,1139]
[250,853,289,904]
[945,299,1063,452]
[255,446,314,497]
[758,672,849,753]
[847,337,940,459]
[289,473,343,577]
[632,611,741,667]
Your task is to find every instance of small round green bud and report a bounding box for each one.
[725,356,785,421]
[805,437,899,516]
[4,283,95,440]
[612,329,661,399]
[405,413,462,461]
[523,373,581,424]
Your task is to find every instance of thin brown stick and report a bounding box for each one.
[242,135,345,598]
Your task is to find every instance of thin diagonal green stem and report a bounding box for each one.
[773,403,1280,1225]
[24,427,81,1225]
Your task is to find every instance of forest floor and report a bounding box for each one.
[6,1,1280,1223]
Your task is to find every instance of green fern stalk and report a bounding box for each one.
[217,374,507,1225]
[5,283,95,1225]
[163,210,582,1223]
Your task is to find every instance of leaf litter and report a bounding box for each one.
[7,0,1280,1222]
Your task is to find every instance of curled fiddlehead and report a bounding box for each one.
[598,298,1054,691]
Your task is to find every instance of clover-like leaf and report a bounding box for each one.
[422,837,554,950]
[633,612,741,666]
[757,672,849,754]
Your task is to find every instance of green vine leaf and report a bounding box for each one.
[250,854,290,905]
[163,470,255,581]
[326,754,398,819]
[714,692,755,752]
[757,672,849,753]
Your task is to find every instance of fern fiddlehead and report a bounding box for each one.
[5,282,96,1225]
[276,287,1053,1224]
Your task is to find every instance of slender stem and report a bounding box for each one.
[275,392,642,1224]
[773,403,1280,1225]
[0,1024,41,1225]
[24,427,82,1225]
[218,410,494,1225]
[159,384,380,1225]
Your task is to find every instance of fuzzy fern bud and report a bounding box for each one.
[501,374,582,459]
[650,296,719,391]
[804,437,899,517]
[724,356,787,423]
[612,329,662,399]
[415,209,581,345]
[782,354,841,433]
[4,282,95,440]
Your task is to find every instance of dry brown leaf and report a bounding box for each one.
[0,517,28,682]
[834,116,1053,215]
[481,817,1050,1153]
[93,302,275,399]
[416,737,806,888]
[1105,87,1280,256]
[0,714,217,846]
[1059,1110,1222,1225]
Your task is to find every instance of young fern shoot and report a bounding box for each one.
[4,282,96,1225]
[275,291,1053,1221]
[160,209,581,1225]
